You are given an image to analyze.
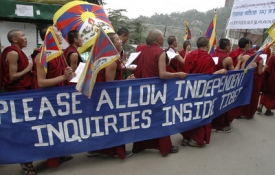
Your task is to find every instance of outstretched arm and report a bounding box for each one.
[158,52,187,79]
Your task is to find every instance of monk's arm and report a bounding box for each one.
[258,59,264,75]
[175,53,184,64]
[105,61,117,82]
[35,53,72,87]
[234,59,242,70]
[6,51,33,81]
[158,52,187,79]
[69,53,79,72]
[223,57,234,70]
[213,68,227,75]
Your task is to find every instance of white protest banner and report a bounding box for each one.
[227,0,275,29]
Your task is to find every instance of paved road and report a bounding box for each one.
[1,110,275,175]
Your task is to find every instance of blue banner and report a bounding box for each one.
[0,69,253,164]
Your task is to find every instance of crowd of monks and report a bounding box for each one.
[0,27,274,175]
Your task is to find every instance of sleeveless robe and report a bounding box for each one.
[210,50,230,129]
[182,49,215,145]
[239,56,263,118]
[95,59,127,159]
[260,55,275,110]
[0,45,32,92]
[133,43,173,156]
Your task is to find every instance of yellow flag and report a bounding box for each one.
[267,23,275,40]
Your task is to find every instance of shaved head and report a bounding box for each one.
[196,37,209,48]
[147,29,163,44]
[7,30,20,43]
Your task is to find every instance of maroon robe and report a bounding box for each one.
[260,55,275,110]
[166,46,182,72]
[178,50,187,72]
[63,45,83,85]
[210,50,230,129]
[46,56,69,87]
[63,45,82,66]
[97,60,122,82]
[229,48,249,67]
[239,56,263,118]
[0,45,32,92]
[46,54,70,167]
[134,43,173,156]
[30,48,41,89]
[182,49,215,145]
[227,48,251,121]
[136,44,147,53]
[95,59,127,159]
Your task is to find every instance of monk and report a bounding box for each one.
[178,40,192,72]
[30,25,52,89]
[133,29,187,156]
[35,26,74,168]
[181,37,227,147]
[238,53,265,119]
[87,32,134,159]
[227,37,251,122]
[134,38,150,65]
[229,38,250,67]
[117,28,134,78]
[63,30,83,72]
[211,38,239,132]
[165,35,184,72]
[0,30,34,174]
[117,28,130,60]
[118,28,130,45]
[258,53,275,116]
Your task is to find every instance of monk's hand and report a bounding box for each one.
[251,62,257,68]
[177,72,187,79]
[186,45,191,52]
[64,67,73,80]
[26,62,33,72]
[237,54,243,62]
[215,68,227,75]
[126,74,135,80]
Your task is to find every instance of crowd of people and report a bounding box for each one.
[0,26,274,175]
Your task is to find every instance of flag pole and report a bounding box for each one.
[62,53,69,67]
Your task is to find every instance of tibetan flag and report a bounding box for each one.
[53,1,114,54]
[40,26,63,73]
[183,20,191,41]
[76,28,120,98]
[267,22,275,40]
[244,40,275,72]
[205,13,217,54]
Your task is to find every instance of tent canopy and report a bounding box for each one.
[0,0,102,23]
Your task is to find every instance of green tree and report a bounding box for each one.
[107,9,147,52]
[107,9,130,32]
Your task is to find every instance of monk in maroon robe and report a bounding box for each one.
[178,40,192,72]
[181,37,227,147]
[165,35,184,72]
[228,38,251,67]
[87,33,134,159]
[0,30,34,175]
[258,54,275,116]
[237,54,264,119]
[64,30,83,72]
[1,45,32,92]
[36,26,74,169]
[211,38,235,132]
[133,29,187,156]
[227,38,251,122]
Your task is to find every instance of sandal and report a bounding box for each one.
[21,162,36,175]
[59,155,73,163]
